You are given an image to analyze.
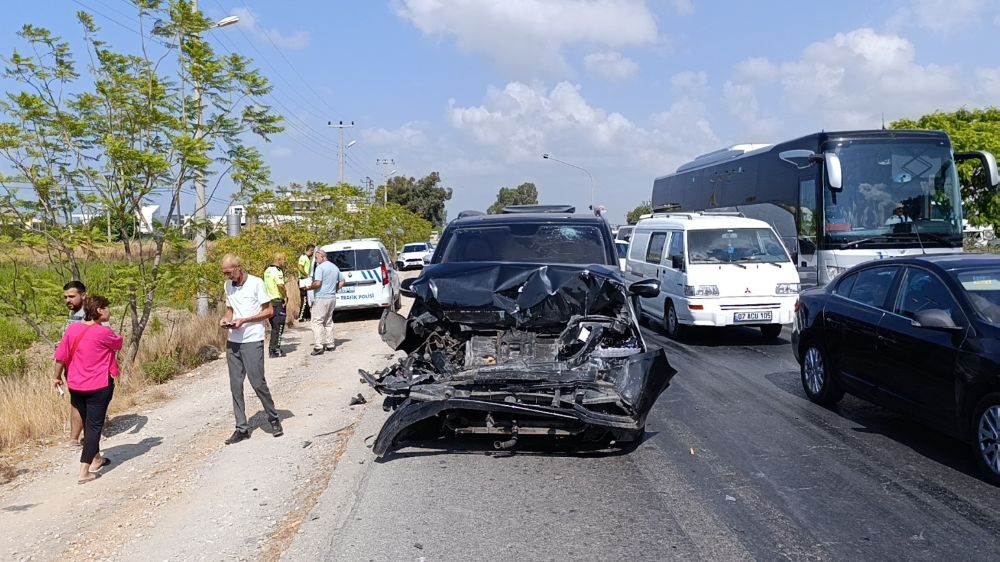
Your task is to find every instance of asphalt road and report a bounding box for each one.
[290,324,1000,562]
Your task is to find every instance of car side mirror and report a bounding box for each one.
[628,278,660,298]
[671,255,685,271]
[912,309,962,332]
[399,277,416,299]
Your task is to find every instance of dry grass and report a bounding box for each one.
[0,311,227,455]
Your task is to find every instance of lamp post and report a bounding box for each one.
[192,3,239,317]
[542,153,595,210]
[383,169,397,208]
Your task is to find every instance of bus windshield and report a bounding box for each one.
[822,140,962,247]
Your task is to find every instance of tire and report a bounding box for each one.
[760,324,783,340]
[971,393,1000,486]
[799,342,844,405]
[664,300,686,340]
[392,291,402,311]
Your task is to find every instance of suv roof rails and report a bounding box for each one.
[501,204,576,214]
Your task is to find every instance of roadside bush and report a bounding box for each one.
[0,318,37,354]
[143,354,180,384]
[0,354,28,378]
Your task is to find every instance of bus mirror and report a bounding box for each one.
[956,151,1000,189]
[824,152,843,192]
[778,149,816,169]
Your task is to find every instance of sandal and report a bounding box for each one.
[88,457,111,473]
[78,473,100,484]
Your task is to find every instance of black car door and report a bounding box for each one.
[824,265,901,395]
[874,266,966,423]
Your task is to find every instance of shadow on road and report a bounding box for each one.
[375,431,659,463]
[763,369,979,481]
[101,436,164,473]
[642,323,790,348]
[103,413,148,439]
[249,408,295,435]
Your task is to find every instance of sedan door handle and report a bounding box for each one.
[877,334,897,345]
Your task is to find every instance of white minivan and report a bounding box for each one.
[320,239,402,311]
[625,212,800,340]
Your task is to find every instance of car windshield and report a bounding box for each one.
[329,248,383,271]
[954,268,1000,324]
[440,224,610,265]
[688,228,790,264]
[402,244,427,253]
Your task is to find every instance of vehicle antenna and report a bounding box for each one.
[911,212,927,255]
[881,112,886,130]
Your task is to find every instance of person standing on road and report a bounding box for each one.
[220,254,283,445]
[308,249,345,356]
[263,253,288,358]
[60,280,87,446]
[53,295,122,484]
[297,245,315,322]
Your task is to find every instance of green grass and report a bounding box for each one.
[0,318,37,354]
[142,354,180,384]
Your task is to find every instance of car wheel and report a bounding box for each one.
[972,394,1000,486]
[664,301,685,340]
[760,324,782,340]
[799,342,844,405]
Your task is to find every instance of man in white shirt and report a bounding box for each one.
[220,254,282,444]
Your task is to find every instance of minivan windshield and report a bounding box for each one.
[440,224,610,265]
[402,244,427,253]
[687,228,790,264]
[329,249,383,271]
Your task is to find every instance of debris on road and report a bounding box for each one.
[360,263,676,457]
[349,393,367,406]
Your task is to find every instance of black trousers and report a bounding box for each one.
[70,379,114,464]
[269,298,286,352]
[298,286,311,321]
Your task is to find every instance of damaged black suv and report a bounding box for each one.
[361,206,676,457]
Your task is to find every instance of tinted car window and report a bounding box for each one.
[848,266,899,309]
[646,232,667,264]
[330,249,383,271]
[402,244,427,252]
[896,268,961,323]
[439,224,609,265]
[833,273,857,297]
[955,268,1000,324]
[667,231,684,267]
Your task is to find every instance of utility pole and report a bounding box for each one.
[377,158,395,207]
[328,120,355,184]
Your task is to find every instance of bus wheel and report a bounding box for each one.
[664,301,686,340]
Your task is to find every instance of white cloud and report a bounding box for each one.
[725,28,980,132]
[670,70,709,96]
[231,7,310,50]
[673,0,694,16]
[888,0,1000,34]
[361,122,428,147]
[394,0,658,78]
[584,52,639,81]
[447,81,717,168]
[976,67,1000,99]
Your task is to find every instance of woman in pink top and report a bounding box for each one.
[53,296,122,484]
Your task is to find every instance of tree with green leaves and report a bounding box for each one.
[383,171,453,228]
[626,201,652,224]
[892,108,1000,227]
[0,1,281,362]
[487,182,539,214]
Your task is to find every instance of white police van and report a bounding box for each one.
[625,212,800,340]
[321,239,401,311]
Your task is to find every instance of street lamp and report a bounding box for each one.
[383,169,397,208]
[542,153,595,210]
[193,4,240,317]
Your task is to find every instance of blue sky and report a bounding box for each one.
[3,0,1000,224]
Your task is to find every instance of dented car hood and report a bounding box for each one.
[363,262,676,457]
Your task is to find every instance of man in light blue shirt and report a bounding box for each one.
[308,249,345,355]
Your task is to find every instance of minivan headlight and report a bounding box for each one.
[684,285,719,297]
[775,283,800,295]
[825,265,848,280]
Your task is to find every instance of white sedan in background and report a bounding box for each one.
[397,242,433,270]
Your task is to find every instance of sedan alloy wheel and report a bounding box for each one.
[978,405,1000,478]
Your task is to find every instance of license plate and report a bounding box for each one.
[340,286,356,294]
[734,311,772,323]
